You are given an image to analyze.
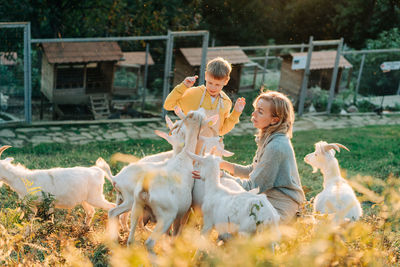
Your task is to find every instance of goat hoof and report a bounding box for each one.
[217,233,232,242]
[145,238,156,254]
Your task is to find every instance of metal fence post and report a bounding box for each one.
[162,30,174,117]
[141,43,150,113]
[24,22,32,124]
[354,53,366,103]
[261,48,270,86]
[199,31,209,86]
[397,80,400,95]
[298,36,314,116]
[327,38,344,114]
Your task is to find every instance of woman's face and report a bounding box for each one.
[251,98,279,129]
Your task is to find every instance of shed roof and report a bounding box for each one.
[0,52,17,65]
[290,51,352,70]
[180,46,250,66]
[42,42,123,64]
[117,52,155,67]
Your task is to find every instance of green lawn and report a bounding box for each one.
[5,124,399,200]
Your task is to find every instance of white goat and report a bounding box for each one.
[304,141,362,221]
[99,110,223,232]
[192,138,248,207]
[128,109,210,251]
[186,151,280,239]
[96,114,192,230]
[0,146,115,226]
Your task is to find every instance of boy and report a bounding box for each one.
[163,57,246,136]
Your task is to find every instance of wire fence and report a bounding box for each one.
[0,22,399,126]
[0,23,29,124]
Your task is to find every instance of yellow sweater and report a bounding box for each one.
[163,83,241,136]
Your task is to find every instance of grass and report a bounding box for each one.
[0,125,399,265]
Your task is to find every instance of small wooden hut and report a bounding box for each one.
[113,51,154,96]
[40,42,123,105]
[279,51,353,101]
[173,46,250,93]
[0,52,17,66]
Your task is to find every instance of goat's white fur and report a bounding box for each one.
[304,141,362,221]
[192,137,250,207]
[128,109,208,251]
[187,151,280,238]
[0,146,115,226]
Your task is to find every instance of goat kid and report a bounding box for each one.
[0,146,115,226]
[187,151,280,240]
[129,109,211,252]
[304,141,362,222]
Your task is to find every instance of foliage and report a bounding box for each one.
[357,99,378,112]
[345,28,400,96]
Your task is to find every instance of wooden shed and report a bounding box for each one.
[0,52,17,65]
[40,42,123,105]
[279,51,353,101]
[173,46,250,93]
[113,51,154,96]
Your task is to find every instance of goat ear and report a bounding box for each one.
[186,151,204,163]
[165,115,174,130]
[221,149,234,157]
[154,130,172,143]
[174,106,185,119]
[204,114,219,126]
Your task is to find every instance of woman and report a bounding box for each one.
[220,90,305,222]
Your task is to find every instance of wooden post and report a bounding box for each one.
[261,48,270,86]
[142,43,149,113]
[327,38,344,114]
[354,53,366,103]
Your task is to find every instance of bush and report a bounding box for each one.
[306,87,329,112]
[357,100,377,112]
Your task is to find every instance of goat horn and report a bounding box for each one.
[324,143,349,153]
[323,144,340,153]
[0,145,11,157]
[333,143,350,152]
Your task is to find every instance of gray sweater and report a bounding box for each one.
[227,133,305,205]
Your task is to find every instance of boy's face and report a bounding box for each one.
[205,72,229,97]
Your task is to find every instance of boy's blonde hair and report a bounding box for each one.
[206,57,232,79]
[253,90,295,139]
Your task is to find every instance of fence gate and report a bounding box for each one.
[0,22,31,125]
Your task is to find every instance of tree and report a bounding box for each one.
[347,28,400,96]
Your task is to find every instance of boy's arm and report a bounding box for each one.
[164,76,198,111]
[219,109,242,136]
[163,83,188,111]
[219,97,246,136]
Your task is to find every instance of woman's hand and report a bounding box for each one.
[220,160,234,174]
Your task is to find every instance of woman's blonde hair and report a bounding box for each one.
[253,90,295,139]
